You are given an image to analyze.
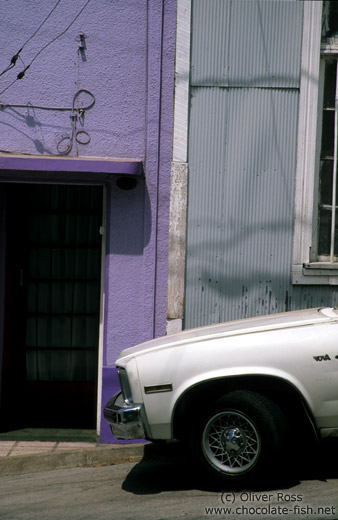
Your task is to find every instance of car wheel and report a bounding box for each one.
[192,390,288,485]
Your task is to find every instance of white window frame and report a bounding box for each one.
[292,0,338,284]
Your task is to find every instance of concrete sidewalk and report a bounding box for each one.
[0,438,146,477]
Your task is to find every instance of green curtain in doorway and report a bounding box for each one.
[24,185,102,383]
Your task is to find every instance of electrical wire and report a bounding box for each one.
[22,0,63,50]
[0,89,95,156]
[0,62,16,79]
[0,88,95,112]
[0,77,18,97]
[0,0,91,95]
[25,0,91,74]
[56,89,94,155]
[0,0,62,78]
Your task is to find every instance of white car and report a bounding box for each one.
[104,307,338,484]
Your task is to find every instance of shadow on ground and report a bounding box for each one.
[122,439,338,495]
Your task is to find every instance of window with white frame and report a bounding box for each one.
[318,57,338,262]
[292,0,338,284]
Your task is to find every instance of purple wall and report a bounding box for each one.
[0,0,177,442]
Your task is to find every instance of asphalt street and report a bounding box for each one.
[0,441,338,520]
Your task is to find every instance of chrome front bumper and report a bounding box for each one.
[103,392,146,440]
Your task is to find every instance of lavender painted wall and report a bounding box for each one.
[0,0,176,442]
[0,1,148,158]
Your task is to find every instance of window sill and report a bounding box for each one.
[292,263,338,285]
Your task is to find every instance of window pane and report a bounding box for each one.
[318,208,338,256]
[321,110,335,158]
[318,56,338,260]
[322,1,338,38]
[323,60,336,109]
[318,208,331,255]
[319,159,334,205]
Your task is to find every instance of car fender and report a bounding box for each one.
[140,365,314,440]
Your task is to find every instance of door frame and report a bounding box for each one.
[0,154,143,435]
[96,185,106,436]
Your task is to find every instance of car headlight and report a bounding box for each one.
[118,367,133,403]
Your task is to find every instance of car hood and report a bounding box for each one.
[116,307,338,363]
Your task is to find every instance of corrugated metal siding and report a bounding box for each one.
[191,0,303,88]
[186,87,299,327]
[185,0,338,329]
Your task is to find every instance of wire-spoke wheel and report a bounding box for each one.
[192,390,288,484]
[202,410,260,474]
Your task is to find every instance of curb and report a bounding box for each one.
[0,444,146,477]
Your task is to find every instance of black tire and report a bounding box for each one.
[191,390,288,485]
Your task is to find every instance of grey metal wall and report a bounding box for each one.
[185,0,338,329]
[190,0,302,88]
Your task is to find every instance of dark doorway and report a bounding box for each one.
[1,183,103,430]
